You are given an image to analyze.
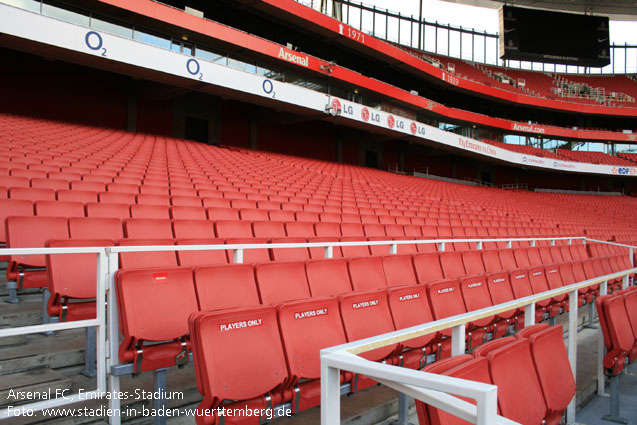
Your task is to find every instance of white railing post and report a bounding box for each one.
[320,354,341,425]
[566,289,578,425]
[95,249,108,395]
[530,239,536,247]
[438,241,445,252]
[524,302,535,327]
[622,274,629,290]
[506,240,512,249]
[597,280,609,396]
[451,324,466,356]
[390,243,397,255]
[106,248,122,425]
[475,384,499,425]
[476,241,483,250]
[233,248,244,264]
[324,245,333,259]
[630,247,634,267]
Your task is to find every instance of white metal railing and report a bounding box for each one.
[0,236,634,424]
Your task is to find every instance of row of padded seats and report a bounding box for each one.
[113,244,623,379]
[417,324,576,425]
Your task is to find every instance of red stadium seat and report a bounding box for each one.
[194,264,260,311]
[117,238,177,269]
[69,217,123,240]
[172,220,216,239]
[125,218,173,239]
[176,239,228,267]
[255,261,311,304]
[348,256,388,291]
[305,258,353,297]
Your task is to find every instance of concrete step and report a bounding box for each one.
[0,298,43,328]
[0,368,72,407]
[0,326,28,348]
[0,330,85,374]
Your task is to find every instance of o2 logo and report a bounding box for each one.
[361,107,370,122]
[85,31,107,57]
[387,115,395,129]
[186,58,203,81]
[262,79,276,99]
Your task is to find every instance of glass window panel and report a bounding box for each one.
[42,2,89,26]
[195,48,226,65]
[91,16,133,38]
[133,29,171,50]
[1,0,40,13]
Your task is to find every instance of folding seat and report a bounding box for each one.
[571,244,588,261]
[285,221,315,237]
[528,325,576,423]
[71,180,106,193]
[305,258,352,297]
[341,213,361,224]
[33,200,83,218]
[544,265,568,313]
[135,194,169,207]
[527,247,544,267]
[413,252,445,284]
[498,249,517,271]
[117,267,197,374]
[10,187,56,202]
[440,251,467,279]
[410,217,425,226]
[206,206,239,221]
[341,223,365,237]
[2,176,29,189]
[269,209,295,222]
[319,212,341,223]
[11,168,46,179]
[549,246,564,263]
[106,183,138,195]
[417,356,492,425]
[360,214,379,224]
[46,238,113,321]
[296,211,319,222]
[513,247,531,268]
[194,264,259,311]
[269,237,310,261]
[117,239,178,269]
[379,255,416,287]
[426,279,466,358]
[458,275,496,347]
[0,186,6,199]
[85,202,130,220]
[387,285,438,369]
[67,217,122,241]
[559,245,574,262]
[487,339,548,425]
[315,222,341,238]
[252,221,286,239]
[169,196,201,207]
[171,187,197,197]
[125,218,173,239]
[129,204,170,219]
[450,227,471,251]
[255,261,311,305]
[348,257,388,291]
[231,199,257,210]
[303,203,323,213]
[481,250,503,273]
[56,189,96,204]
[189,306,288,425]
[277,297,349,412]
[139,185,169,196]
[30,178,69,191]
[527,267,556,319]
[0,199,34,246]
[282,201,303,211]
[49,171,81,182]
[485,272,517,332]
[167,206,204,220]
[339,290,398,389]
[201,197,229,208]
[176,239,227,267]
[172,220,215,239]
[461,250,486,275]
[339,236,371,258]
[384,224,405,238]
[98,191,135,205]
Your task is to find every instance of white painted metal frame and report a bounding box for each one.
[0,246,108,419]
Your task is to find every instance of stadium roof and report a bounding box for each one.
[439,0,637,20]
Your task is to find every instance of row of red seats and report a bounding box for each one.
[417,323,576,425]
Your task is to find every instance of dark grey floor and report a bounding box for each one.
[577,363,637,425]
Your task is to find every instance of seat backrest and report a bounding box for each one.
[255,261,311,304]
[526,247,543,267]
[559,262,576,286]
[508,269,534,299]
[338,290,397,361]
[206,206,239,221]
[440,251,466,279]
[86,202,130,220]
[129,204,170,219]
[0,199,34,242]
[413,252,445,283]
[382,255,418,287]
[47,238,113,300]
[487,339,547,425]
[539,246,554,264]
[604,295,636,354]
[481,250,503,273]
[426,279,466,322]
[194,264,260,311]
[348,256,388,291]
[56,189,98,204]
[513,248,531,268]
[285,221,316,237]
[387,284,436,349]
[528,325,576,413]
[498,249,517,270]
[215,220,253,238]
[278,297,347,381]
[459,275,493,316]
[10,187,56,202]
[125,218,173,239]
[341,223,365,237]
[6,216,69,266]
[485,272,515,309]
[559,245,573,262]
[69,217,123,240]
[116,266,198,364]
[363,223,386,237]
[35,201,84,218]
[189,307,288,404]
[172,219,216,239]
[117,238,177,269]
[305,258,352,297]
[176,238,227,267]
[462,250,486,275]
[570,261,588,284]
[252,221,286,238]
[549,246,564,263]
[544,265,563,291]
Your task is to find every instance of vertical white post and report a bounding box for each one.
[506,240,512,249]
[630,248,634,267]
[324,245,333,259]
[390,243,397,255]
[106,249,121,425]
[233,248,244,264]
[451,324,466,356]
[475,385,499,425]
[524,302,535,327]
[476,241,483,250]
[530,239,536,247]
[622,274,629,290]
[597,280,608,396]
[551,239,556,246]
[320,356,341,425]
[438,242,445,252]
[566,289,578,424]
[96,250,108,394]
